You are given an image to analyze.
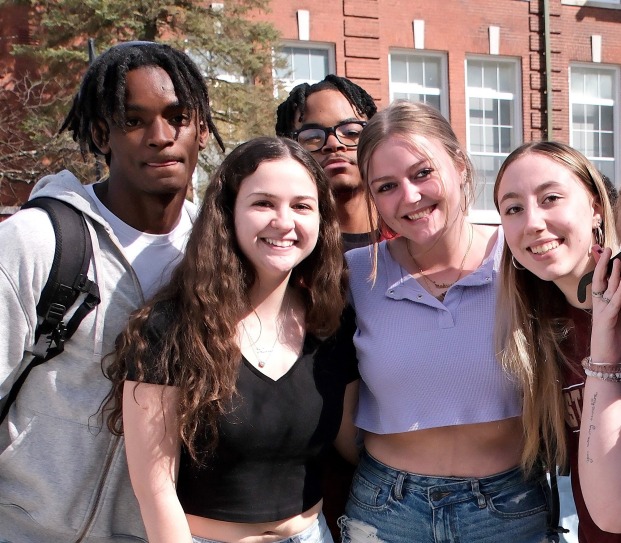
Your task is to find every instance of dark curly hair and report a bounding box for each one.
[61,41,224,164]
[105,136,346,462]
[275,74,377,136]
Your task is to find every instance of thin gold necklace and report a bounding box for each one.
[406,224,473,292]
[241,293,291,369]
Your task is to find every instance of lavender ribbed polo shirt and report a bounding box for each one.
[345,228,521,434]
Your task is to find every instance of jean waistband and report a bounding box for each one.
[358,450,540,495]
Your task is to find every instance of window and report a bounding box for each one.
[389,51,448,117]
[274,44,334,92]
[570,65,617,183]
[562,0,621,7]
[466,57,522,220]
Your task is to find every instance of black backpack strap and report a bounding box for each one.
[0,198,100,424]
[546,470,570,542]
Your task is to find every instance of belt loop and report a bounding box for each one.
[471,479,486,509]
[393,471,406,500]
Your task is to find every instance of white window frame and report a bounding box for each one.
[562,0,621,8]
[569,63,619,187]
[388,50,449,119]
[273,42,335,93]
[465,56,522,224]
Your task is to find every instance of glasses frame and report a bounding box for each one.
[291,120,368,152]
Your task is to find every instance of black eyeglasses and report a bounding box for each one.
[291,120,368,152]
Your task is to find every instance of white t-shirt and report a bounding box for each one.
[85,184,193,299]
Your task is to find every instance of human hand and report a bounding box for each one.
[590,246,621,365]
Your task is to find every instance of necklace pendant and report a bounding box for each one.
[258,360,266,368]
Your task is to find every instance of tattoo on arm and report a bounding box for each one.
[585,392,598,464]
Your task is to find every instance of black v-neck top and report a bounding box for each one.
[128,305,359,522]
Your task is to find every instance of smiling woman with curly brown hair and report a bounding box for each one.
[105,136,359,543]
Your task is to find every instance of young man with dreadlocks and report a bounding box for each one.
[0,42,223,542]
[276,75,377,252]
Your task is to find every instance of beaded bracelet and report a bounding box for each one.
[581,356,621,382]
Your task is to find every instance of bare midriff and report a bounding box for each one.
[364,416,524,478]
[187,500,322,543]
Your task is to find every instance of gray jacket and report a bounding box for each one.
[0,170,195,542]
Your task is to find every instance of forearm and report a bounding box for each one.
[579,377,621,532]
[136,488,193,543]
[124,382,191,542]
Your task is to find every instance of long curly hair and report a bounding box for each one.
[493,140,619,474]
[105,136,345,462]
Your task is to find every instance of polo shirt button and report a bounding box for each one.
[417,294,422,299]
[485,276,491,281]
[389,289,394,294]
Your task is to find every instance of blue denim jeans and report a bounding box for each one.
[192,512,333,543]
[339,451,552,543]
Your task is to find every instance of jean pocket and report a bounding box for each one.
[348,471,392,511]
[486,480,549,520]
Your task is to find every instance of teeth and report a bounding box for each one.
[406,208,432,221]
[264,238,294,248]
[531,240,560,254]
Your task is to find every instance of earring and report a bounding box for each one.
[593,221,604,247]
[511,255,525,270]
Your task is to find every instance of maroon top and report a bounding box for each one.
[561,305,621,543]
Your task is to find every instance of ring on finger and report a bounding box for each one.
[602,296,612,304]
[592,290,605,298]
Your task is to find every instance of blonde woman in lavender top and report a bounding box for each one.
[338,101,551,543]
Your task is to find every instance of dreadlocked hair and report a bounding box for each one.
[61,41,224,163]
[104,136,346,464]
[275,74,377,136]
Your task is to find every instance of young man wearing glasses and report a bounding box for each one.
[0,42,223,542]
[276,75,377,252]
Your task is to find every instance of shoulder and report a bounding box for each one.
[0,207,56,274]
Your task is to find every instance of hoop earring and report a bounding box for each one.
[511,255,525,270]
[594,222,604,247]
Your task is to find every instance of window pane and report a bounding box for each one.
[585,72,598,97]
[426,59,439,87]
[468,62,482,87]
[602,133,614,157]
[292,50,310,80]
[571,71,584,94]
[410,58,423,84]
[600,72,613,99]
[602,105,614,131]
[309,50,328,80]
[392,57,407,83]
[470,125,484,153]
[427,94,441,111]
[499,64,513,93]
[483,65,497,90]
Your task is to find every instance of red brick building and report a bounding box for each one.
[262,0,621,221]
[2,0,621,222]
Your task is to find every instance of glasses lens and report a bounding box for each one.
[296,128,326,151]
[335,122,365,146]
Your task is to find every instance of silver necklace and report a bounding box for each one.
[241,294,291,368]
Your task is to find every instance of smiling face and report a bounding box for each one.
[234,157,320,284]
[96,66,208,199]
[496,152,601,292]
[293,89,366,194]
[367,135,464,246]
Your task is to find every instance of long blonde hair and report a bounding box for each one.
[493,141,618,473]
[357,100,476,280]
